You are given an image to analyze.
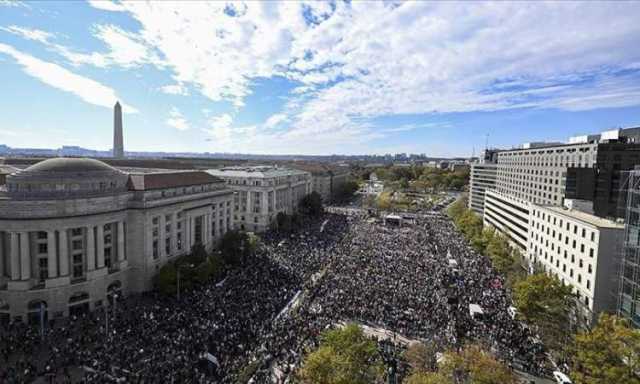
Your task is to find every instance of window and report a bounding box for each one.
[71,228,83,237]
[38,243,48,254]
[152,240,158,259]
[72,240,83,251]
[37,231,47,239]
[589,248,594,258]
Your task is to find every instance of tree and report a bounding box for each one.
[439,344,517,384]
[219,230,250,266]
[513,273,575,352]
[333,180,359,202]
[571,313,640,384]
[404,372,452,384]
[298,324,384,384]
[156,263,177,295]
[404,341,438,374]
[376,191,392,210]
[300,191,324,216]
[276,212,293,232]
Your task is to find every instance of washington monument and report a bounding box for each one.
[113,101,124,158]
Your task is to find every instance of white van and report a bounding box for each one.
[553,371,572,384]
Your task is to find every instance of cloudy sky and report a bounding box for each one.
[1,0,639,156]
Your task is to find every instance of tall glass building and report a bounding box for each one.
[619,170,640,327]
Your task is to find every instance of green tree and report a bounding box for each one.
[485,232,513,274]
[404,341,438,373]
[439,344,517,384]
[298,324,384,384]
[404,372,452,384]
[513,273,575,352]
[571,313,640,384]
[219,230,250,266]
[376,191,393,210]
[156,263,177,295]
[276,211,293,232]
[333,180,359,202]
[300,191,324,216]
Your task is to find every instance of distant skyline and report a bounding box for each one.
[1,1,639,156]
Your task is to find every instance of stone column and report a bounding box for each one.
[171,214,178,255]
[20,231,30,280]
[203,214,209,245]
[86,226,95,271]
[59,229,69,276]
[262,192,269,215]
[47,231,58,278]
[189,217,195,248]
[117,222,125,261]
[96,224,105,269]
[10,232,20,280]
[159,215,166,259]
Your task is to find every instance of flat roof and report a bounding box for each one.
[207,166,308,178]
[538,205,624,229]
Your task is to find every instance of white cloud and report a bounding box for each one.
[86,0,125,12]
[264,113,288,129]
[78,1,640,154]
[0,25,53,43]
[382,122,452,133]
[159,83,188,95]
[0,42,137,112]
[166,107,189,131]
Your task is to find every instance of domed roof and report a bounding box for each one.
[23,158,119,174]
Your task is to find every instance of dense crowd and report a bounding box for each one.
[0,209,547,383]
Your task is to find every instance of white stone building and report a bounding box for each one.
[0,158,234,323]
[528,204,623,326]
[207,166,312,232]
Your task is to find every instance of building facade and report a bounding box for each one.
[468,163,497,216]
[619,170,640,327]
[288,163,350,203]
[207,166,312,232]
[483,190,530,251]
[0,158,233,323]
[528,205,623,326]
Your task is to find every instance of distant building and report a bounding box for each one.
[113,102,124,158]
[207,166,312,232]
[0,158,233,323]
[287,163,350,203]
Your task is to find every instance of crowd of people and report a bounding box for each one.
[1,208,547,383]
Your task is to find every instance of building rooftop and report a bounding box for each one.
[207,165,308,178]
[128,171,224,191]
[540,205,624,229]
[22,157,120,174]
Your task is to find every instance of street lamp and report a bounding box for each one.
[177,263,194,301]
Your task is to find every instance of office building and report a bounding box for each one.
[207,166,312,232]
[469,163,497,216]
[618,169,640,327]
[287,163,350,203]
[0,157,233,323]
[529,203,623,326]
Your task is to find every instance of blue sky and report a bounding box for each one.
[0,0,639,156]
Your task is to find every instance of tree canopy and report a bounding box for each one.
[299,191,324,217]
[439,344,518,384]
[571,313,640,384]
[513,273,575,352]
[297,324,384,384]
